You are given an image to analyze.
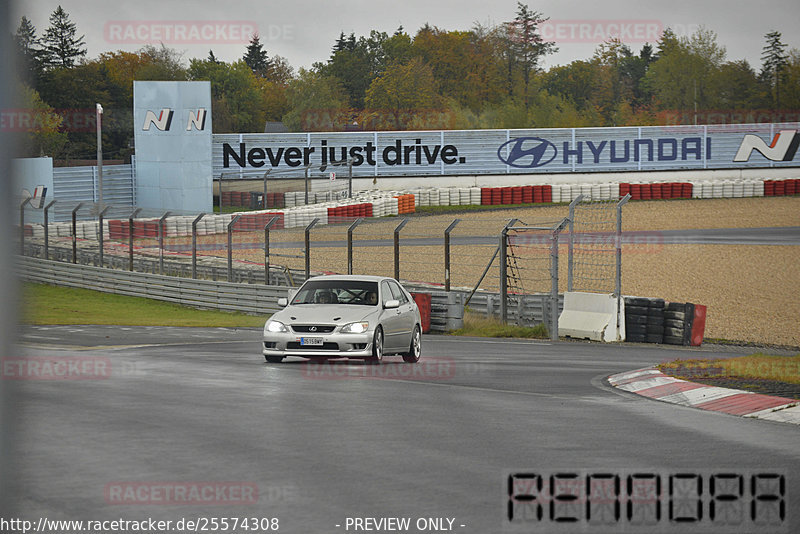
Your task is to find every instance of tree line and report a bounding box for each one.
[12,3,800,162]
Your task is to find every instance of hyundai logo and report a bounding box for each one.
[497,137,558,168]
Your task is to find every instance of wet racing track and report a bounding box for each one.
[10,326,800,533]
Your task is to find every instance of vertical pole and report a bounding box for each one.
[393,218,409,281]
[71,202,83,264]
[98,205,110,268]
[304,165,310,205]
[262,169,270,210]
[347,217,363,275]
[158,211,171,275]
[304,218,320,280]
[19,198,32,256]
[227,214,241,282]
[499,227,508,324]
[263,216,280,285]
[615,194,631,337]
[96,103,103,206]
[128,207,142,271]
[550,228,560,342]
[43,200,56,260]
[191,213,205,279]
[444,219,460,292]
[348,159,353,199]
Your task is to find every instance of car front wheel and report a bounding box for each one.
[402,325,421,363]
[366,327,383,365]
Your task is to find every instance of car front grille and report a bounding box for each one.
[286,342,340,351]
[291,325,336,333]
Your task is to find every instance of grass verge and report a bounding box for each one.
[449,311,549,339]
[21,283,268,327]
[658,353,800,383]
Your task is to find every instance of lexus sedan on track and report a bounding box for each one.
[263,275,422,364]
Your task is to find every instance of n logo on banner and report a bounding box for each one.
[142,108,174,131]
[733,130,799,162]
[186,109,207,131]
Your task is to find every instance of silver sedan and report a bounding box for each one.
[263,275,422,364]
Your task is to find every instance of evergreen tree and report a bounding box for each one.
[14,16,44,83]
[506,2,556,106]
[243,34,271,77]
[760,31,788,109]
[41,5,86,68]
[208,50,220,64]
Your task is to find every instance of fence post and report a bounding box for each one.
[227,214,241,282]
[191,212,205,279]
[567,194,583,292]
[263,215,280,284]
[43,200,56,260]
[262,169,271,209]
[615,194,631,337]
[444,219,460,292]
[347,217,363,275]
[71,202,83,264]
[393,218,409,281]
[19,197,32,255]
[128,207,142,271]
[158,211,171,275]
[499,225,508,324]
[550,218,568,341]
[97,204,110,268]
[304,217,320,279]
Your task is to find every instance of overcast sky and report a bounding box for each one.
[11,0,800,72]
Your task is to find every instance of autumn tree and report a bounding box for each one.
[282,69,350,131]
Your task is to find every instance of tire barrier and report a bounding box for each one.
[410,292,432,334]
[624,297,705,346]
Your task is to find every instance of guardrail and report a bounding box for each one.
[17,257,467,332]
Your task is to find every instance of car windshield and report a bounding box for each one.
[291,280,379,306]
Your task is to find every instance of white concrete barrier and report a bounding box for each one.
[558,291,624,342]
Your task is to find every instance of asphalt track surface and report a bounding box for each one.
[162,226,800,252]
[10,326,800,533]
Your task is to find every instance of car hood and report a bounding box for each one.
[271,304,380,326]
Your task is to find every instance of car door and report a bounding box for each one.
[380,280,405,351]
[386,280,416,349]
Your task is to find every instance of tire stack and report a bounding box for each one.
[663,302,695,346]
[624,297,665,343]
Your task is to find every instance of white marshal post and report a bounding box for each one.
[96,103,104,206]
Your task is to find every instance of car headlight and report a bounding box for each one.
[341,322,369,334]
[265,320,288,333]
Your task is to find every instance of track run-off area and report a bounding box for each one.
[9,325,800,533]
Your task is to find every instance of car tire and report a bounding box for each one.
[264,355,284,363]
[366,327,384,365]
[402,325,421,363]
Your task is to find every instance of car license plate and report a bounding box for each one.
[300,337,323,346]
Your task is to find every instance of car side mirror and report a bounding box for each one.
[384,299,400,309]
[277,298,288,307]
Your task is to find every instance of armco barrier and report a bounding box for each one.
[558,291,623,342]
[17,257,465,331]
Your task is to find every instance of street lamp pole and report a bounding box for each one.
[96,103,103,206]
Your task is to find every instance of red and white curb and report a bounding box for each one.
[608,368,800,425]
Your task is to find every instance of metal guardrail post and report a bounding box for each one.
[191,213,205,279]
[71,202,84,263]
[444,219,460,292]
[43,200,56,260]
[567,194,583,292]
[347,217,363,275]
[19,197,32,255]
[97,204,110,268]
[393,218,409,281]
[227,214,241,282]
[158,211,171,275]
[263,216,280,284]
[128,208,142,271]
[304,217,320,279]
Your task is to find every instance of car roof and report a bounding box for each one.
[305,274,395,283]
